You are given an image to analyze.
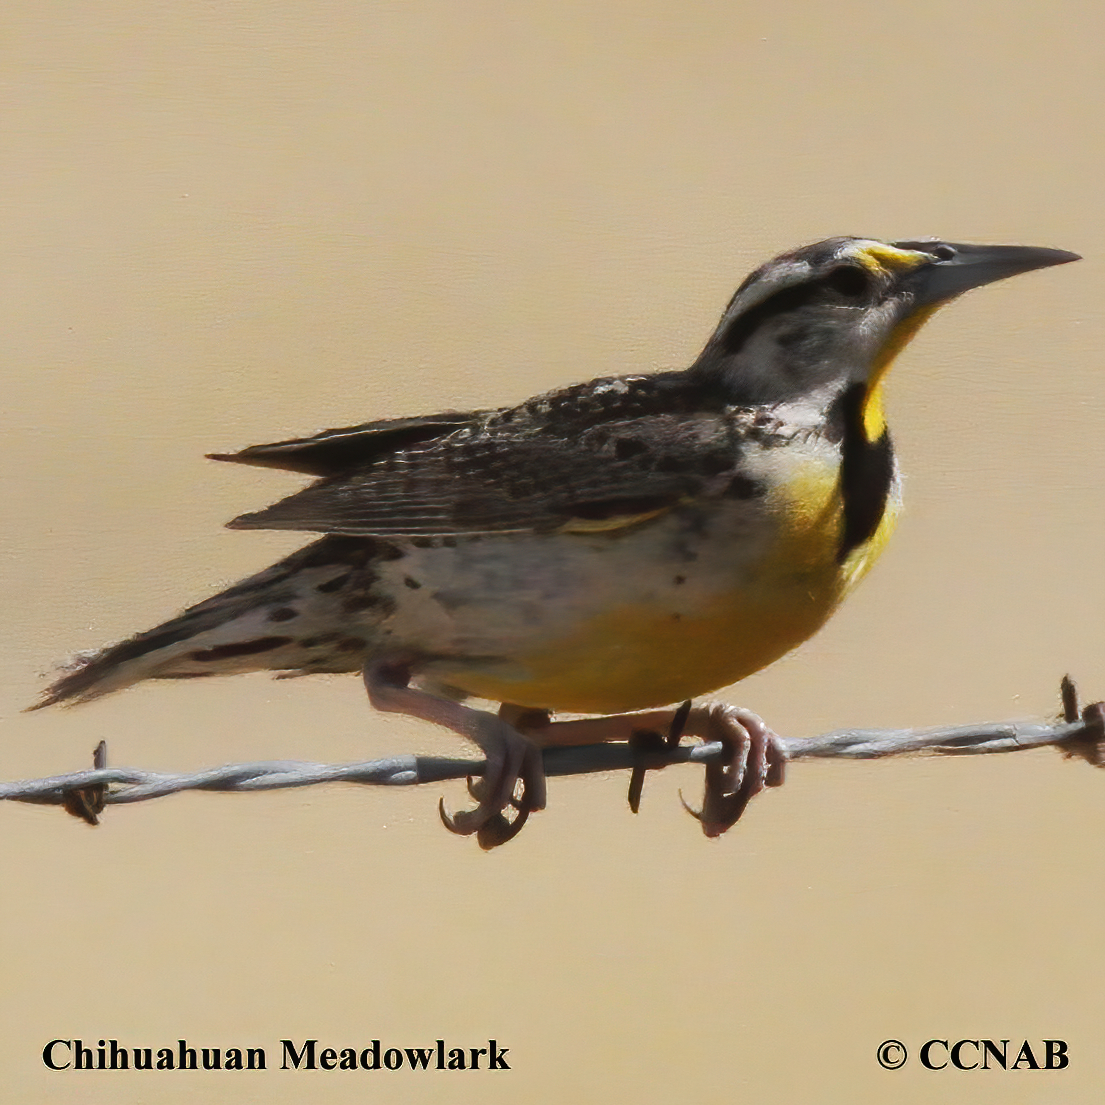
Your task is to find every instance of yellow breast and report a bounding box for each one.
[446,453,899,714]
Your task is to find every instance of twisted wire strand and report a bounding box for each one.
[4,680,1102,821]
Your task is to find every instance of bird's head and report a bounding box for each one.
[692,236,1079,437]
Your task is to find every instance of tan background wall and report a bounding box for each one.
[2,2,1103,1102]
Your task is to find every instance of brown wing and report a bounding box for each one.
[207,412,477,477]
[226,410,744,538]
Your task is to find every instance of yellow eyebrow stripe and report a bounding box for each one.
[855,242,928,274]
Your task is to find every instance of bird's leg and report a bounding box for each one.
[538,702,786,836]
[363,661,546,849]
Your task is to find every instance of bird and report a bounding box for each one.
[34,236,1079,847]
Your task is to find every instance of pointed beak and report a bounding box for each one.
[898,241,1081,306]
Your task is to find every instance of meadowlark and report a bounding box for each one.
[36,237,1078,847]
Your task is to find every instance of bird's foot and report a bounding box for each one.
[540,700,786,836]
[363,662,546,849]
[679,704,786,837]
[438,712,546,849]
[447,705,550,847]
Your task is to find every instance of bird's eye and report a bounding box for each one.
[825,266,870,298]
[931,244,956,261]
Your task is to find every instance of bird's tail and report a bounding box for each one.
[31,535,377,709]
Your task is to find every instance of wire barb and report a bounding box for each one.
[60,740,107,825]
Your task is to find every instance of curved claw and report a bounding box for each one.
[438,796,480,836]
[440,790,534,847]
[699,785,756,838]
[438,796,503,836]
[476,804,532,850]
[678,789,703,821]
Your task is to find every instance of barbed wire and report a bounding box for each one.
[3,676,1102,825]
